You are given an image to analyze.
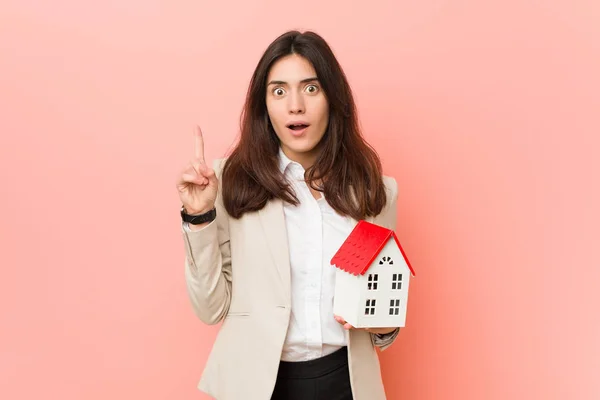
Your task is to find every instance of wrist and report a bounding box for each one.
[181,205,217,225]
[183,206,214,215]
[370,327,398,336]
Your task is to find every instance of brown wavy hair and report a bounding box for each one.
[221,30,386,221]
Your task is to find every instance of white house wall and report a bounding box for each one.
[333,269,362,327]
[356,238,411,328]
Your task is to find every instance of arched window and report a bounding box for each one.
[379,256,393,265]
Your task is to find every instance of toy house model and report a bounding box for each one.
[331,220,415,329]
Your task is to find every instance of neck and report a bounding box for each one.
[281,144,323,171]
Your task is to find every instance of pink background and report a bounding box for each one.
[1,0,599,399]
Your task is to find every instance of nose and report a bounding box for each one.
[288,91,305,114]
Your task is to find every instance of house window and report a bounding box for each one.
[367,274,379,290]
[364,299,376,315]
[389,299,400,315]
[392,273,403,290]
[379,256,393,265]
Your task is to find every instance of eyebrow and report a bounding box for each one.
[267,77,319,86]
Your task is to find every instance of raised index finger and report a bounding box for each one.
[194,125,205,163]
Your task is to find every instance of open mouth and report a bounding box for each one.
[287,123,310,131]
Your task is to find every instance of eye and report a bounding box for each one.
[305,84,319,94]
[273,87,286,96]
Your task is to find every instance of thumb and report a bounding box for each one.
[198,163,218,186]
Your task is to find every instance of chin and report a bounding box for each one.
[284,141,320,155]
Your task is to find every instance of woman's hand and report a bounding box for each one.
[334,315,397,335]
[176,125,219,215]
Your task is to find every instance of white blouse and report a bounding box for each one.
[277,148,356,361]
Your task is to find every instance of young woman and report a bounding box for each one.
[176,30,401,400]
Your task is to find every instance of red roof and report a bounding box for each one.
[330,220,415,276]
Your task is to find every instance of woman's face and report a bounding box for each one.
[265,54,329,169]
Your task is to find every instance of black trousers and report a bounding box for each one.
[270,347,353,400]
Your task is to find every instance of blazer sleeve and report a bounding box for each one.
[182,158,232,325]
[371,175,401,351]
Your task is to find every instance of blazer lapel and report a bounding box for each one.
[258,198,291,299]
